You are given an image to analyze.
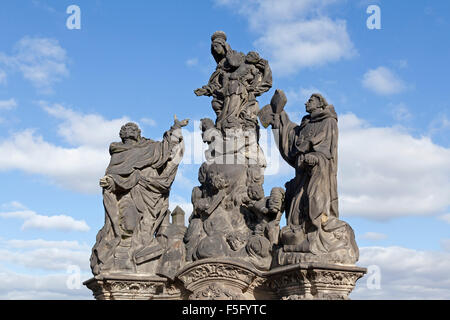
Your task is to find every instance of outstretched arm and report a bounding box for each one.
[271,110,301,169]
[194,67,221,97]
[258,90,298,168]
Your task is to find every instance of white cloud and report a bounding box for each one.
[0,98,17,110]
[172,112,450,221]
[0,237,90,274]
[216,0,356,75]
[5,239,89,250]
[0,237,92,299]
[1,201,27,210]
[0,104,130,193]
[40,102,129,148]
[1,104,449,221]
[352,246,450,299]
[258,112,450,220]
[362,66,406,95]
[0,105,218,194]
[255,17,356,74]
[0,246,90,272]
[0,207,90,232]
[339,113,450,219]
[0,37,68,93]
[217,0,339,31]
[360,232,388,241]
[0,268,92,300]
[0,129,108,193]
[22,214,90,232]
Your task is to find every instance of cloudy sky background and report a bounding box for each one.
[0,0,449,299]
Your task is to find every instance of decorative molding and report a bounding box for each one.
[178,262,256,288]
[85,262,366,300]
[84,276,183,300]
[189,284,243,300]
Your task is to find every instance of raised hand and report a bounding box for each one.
[99,175,114,190]
[194,87,208,96]
[173,114,189,128]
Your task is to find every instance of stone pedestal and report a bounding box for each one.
[264,263,367,300]
[84,260,366,300]
[177,259,262,300]
[83,273,183,300]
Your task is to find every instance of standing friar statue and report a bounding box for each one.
[259,90,359,266]
[85,117,190,300]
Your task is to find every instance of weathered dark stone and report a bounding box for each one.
[83,273,184,300]
[186,31,280,271]
[89,118,189,277]
[260,90,360,266]
[85,31,366,300]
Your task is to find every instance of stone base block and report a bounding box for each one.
[84,261,366,300]
[264,263,367,300]
[83,273,183,300]
[177,259,262,300]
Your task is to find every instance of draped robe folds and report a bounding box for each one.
[273,105,349,256]
[90,130,183,274]
[204,51,272,130]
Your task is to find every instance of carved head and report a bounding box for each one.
[248,183,264,201]
[226,231,247,251]
[305,93,328,114]
[211,31,229,63]
[200,118,215,132]
[119,122,141,143]
[245,51,260,64]
[211,172,229,191]
[211,30,227,42]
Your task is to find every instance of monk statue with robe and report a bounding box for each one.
[90,117,188,275]
[259,90,359,265]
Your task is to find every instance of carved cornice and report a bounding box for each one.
[189,284,243,300]
[309,269,365,287]
[178,260,258,288]
[84,262,367,300]
[265,269,309,291]
[84,275,182,300]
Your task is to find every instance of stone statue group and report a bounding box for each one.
[86,31,364,300]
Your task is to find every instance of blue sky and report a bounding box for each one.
[0,0,449,299]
